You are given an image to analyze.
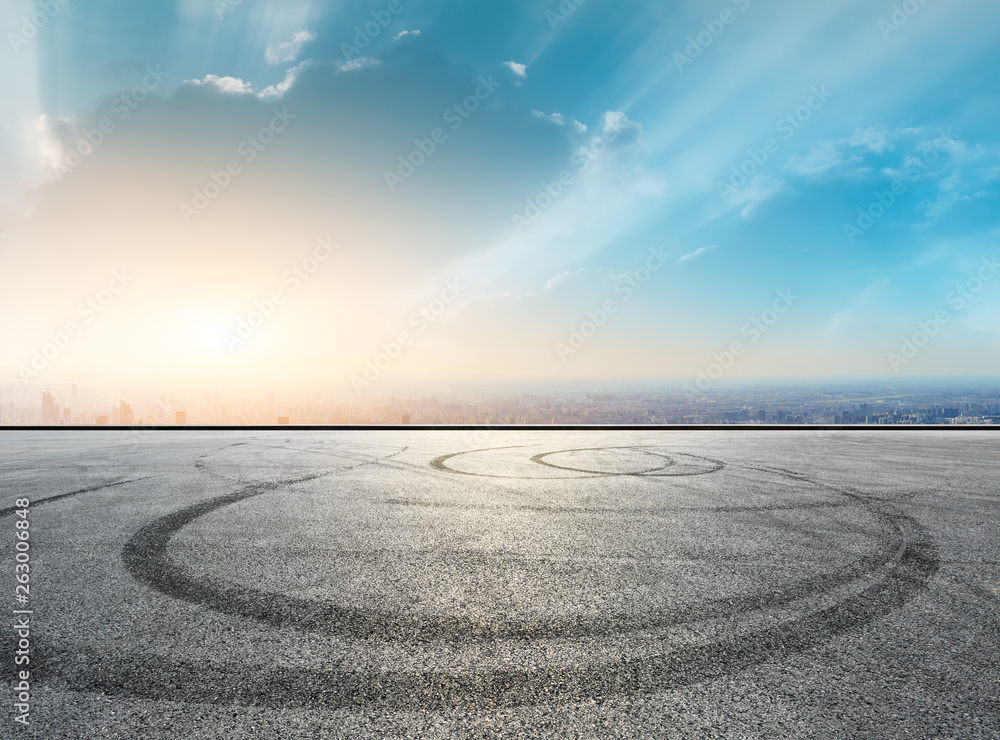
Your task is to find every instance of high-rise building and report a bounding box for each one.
[41,392,59,422]
[175,410,187,425]
[117,401,136,426]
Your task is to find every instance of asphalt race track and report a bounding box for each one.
[1,430,998,738]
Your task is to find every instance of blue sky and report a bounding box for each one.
[1,0,998,391]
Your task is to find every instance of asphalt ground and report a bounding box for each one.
[1,430,998,738]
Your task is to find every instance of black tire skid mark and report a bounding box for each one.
[0,477,147,519]
[381,498,853,514]
[10,447,938,711]
[21,505,935,711]
[431,446,725,480]
[529,447,678,476]
[192,442,407,486]
[119,450,916,643]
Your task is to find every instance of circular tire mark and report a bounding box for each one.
[530,448,724,477]
[25,447,941,710]
[121,448,895,642]
[32,506,937,711]
[431,445,724,479]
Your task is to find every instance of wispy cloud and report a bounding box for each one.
[786,125,901,179]
[187,75,254,94]
[258,61,310,98]
[336,57,379,73]
[544,268,601,290]
[265,30,316,66]
[532,110,587,133]
[678,245,717,263]
[727,176,784,217]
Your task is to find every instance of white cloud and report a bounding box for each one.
[35,114,71,173]
[787,126,909,179]
[927,134,984,164]
[678,245,717,262]
[532,110,587,133]
[503,61,527,78]
[186,75,254,94]
[265,30,316,66]
[602,110,642,141]
[917,190,991,221]
[393,30,420,41]
[258,62,309,99]
[336,57,380,73]
[846,125,895,155]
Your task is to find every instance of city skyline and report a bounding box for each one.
[7,376,1000,427]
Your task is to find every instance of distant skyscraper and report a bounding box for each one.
[41,392,59,422]
[117,401,136,425]
[277,416,290,425]
[175,410,187,425]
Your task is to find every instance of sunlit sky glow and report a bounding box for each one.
[1,0,999,395]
